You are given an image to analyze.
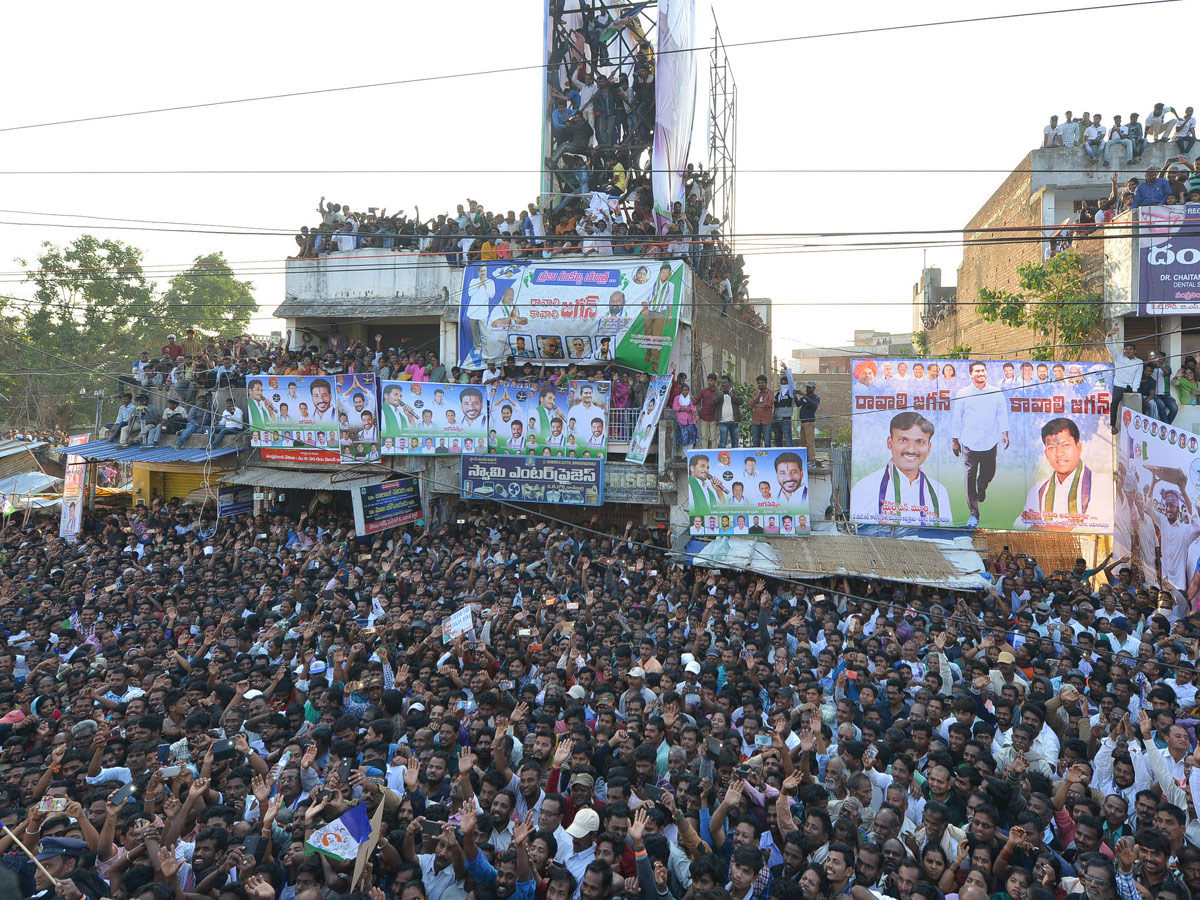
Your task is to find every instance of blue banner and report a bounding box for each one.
[352,478,422,536]
[216,485,254,519]
[460,454,604,506]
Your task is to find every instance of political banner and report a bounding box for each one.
[687,448,810,537]
[848,358,1115,532]
[442,607,474,643]
[58,433,89,540]
[458,260,684,374]
[216,485,254,519]
[333,374,380,464]
[248,374,341,456]
[626,375,672,464]
[379,381,488,456]
[487,380,609,459]
[351,478,422,536]
[461,454,604,506]
[1114,410,1200,591]
[1138,203,1200,314]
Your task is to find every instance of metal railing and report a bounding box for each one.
[608,407,639,442]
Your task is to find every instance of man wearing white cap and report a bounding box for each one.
[619,667,655,717]
[563,807,600,892]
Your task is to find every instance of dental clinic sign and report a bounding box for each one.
[1139,204,1200,314]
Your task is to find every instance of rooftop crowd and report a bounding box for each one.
[2,491,1200,900]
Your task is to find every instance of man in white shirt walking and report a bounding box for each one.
[1106,326,1141,435]
[950,361,1009,528]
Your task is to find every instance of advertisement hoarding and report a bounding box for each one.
[1114,410,1200,590]
[687,448,810,536]
[1138,203,1200,315]
[460,454,604,506]
[458,260,684,374]
[848,358,1114,531]
[486,380,609,459]
[351,478,422,536]
[216,485,254,518]
[379,381,488,455]
[626,375,672,465]
[58,433,89,539]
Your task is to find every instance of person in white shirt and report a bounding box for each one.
[1015,417,1112,531]
[1146,102,1179,142]
[1175,106,1197,155]
[1043,115,1060,148]
[1104,115,1135,164]
[209,398,246,448]
[850,411,953,526]
[1150,491,1200,589]
[1106,326,1141,434]
[1082,114,1107,160]
[465,267,495,364]
[950,361,1010,527]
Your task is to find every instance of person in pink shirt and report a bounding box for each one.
[673,382,698,451]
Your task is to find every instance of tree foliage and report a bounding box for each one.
[1,238,256,430]
[976,250,1102,361]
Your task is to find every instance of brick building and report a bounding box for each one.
[920,141,1185,360]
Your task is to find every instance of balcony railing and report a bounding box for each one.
[608,407,639,444]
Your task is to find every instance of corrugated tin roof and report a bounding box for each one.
[64,440,239,464]
[0,472,60,495]
[0,440,47,459]
[274,298,448,320]
[224,465,394,492]
[690,528,986,589]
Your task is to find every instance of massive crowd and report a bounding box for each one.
[3,491,1200,900]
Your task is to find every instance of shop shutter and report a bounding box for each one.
[161,472,208,502]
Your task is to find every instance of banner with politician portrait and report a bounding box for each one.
[487,380,609,459]
[458,260,685,374]
[379,381,488,456]
[687,448,811,537]
[334,374,381,464]
[626,374,672,465]
[1114,411,1200,591]
[248,374,341,454]
[848,358,1115,532]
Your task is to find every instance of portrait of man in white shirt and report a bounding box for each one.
[950,361,1010,528]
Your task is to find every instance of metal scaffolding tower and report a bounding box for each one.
[707,20,737,254]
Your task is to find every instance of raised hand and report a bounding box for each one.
[458,747,478,776]
[159,845,183,880]
[460,803,478,837]
[553,738,574,768]
[629,807,649,845]
[513,810,535,846]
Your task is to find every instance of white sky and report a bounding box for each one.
[0,0,1175,361]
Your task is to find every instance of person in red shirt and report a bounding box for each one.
[750,374,775,447]
[697,373,720,448]
[161,334,184,360]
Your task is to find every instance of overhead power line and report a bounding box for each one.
[0,1,1174,134]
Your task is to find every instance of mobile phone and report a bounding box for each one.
[257,533,268,540]
[242,836,266,862]
[500,680,515,691]
[699,757,715,781]
[813,593,827,602]
[641,785,664,802]
[754,733,772,748]
[110,782,137,805]
[456,700,470,710]
[649,569,658,576]
[420,819,443,837]
[38,798,68,813]
[518,629,532,637]
[157,743,171,764]
[566,602,579,610]
[339,759,353,784]
[160,765,182,778]
[705,736,723,760]
[530,643,543,651]
[847,670,858,682]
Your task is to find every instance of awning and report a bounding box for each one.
[688,525,987,590]
[274,298,448,320]
[63,440,239,464]
[0,472,60,496]
[223,465,395,492]
[0,439,47,460]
